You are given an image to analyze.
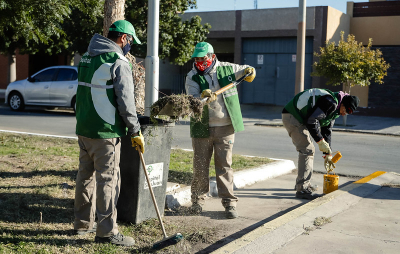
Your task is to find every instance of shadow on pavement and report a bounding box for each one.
[195,203,305,254]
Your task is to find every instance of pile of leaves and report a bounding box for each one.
[150,94,204,121]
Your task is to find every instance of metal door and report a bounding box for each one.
[241,37,313,105]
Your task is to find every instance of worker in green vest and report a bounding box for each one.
[74,20,144,247]
[185,42,256,219]
[282,89,359,200]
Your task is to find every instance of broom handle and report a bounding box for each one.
[200,72,252,103]
[139,151,168,238]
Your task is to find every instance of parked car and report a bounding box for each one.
[5,66,78,112]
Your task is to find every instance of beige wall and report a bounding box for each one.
[241,7,315,31]
[350,16,400,45]
[346,85,369,108]
[326,7,350,43]
[181,11,236,31]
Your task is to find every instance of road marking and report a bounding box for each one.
[0,129,77,139]
[354,171,386,183]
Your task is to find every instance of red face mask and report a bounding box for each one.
[195,59,213,71]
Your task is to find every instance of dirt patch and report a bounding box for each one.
[313,216,332,227]
[150,94,204,121]
[381,183,400,188]
[303,216,332,235]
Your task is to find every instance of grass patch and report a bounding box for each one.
[0,132,272,253]
[169,149,273,185]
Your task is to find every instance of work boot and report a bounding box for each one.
[296,186,322,200]
[190,203,203,215]
[294,184,318,191]
[95,232,135,246]
[74,222,97,235]
[225,206,238,219]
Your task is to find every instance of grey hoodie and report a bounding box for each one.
[87,33,140,134]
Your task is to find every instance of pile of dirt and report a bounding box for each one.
[150,94,204,121]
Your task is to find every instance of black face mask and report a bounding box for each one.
[122,42,131,56]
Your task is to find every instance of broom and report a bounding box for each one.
[138,150,183,250]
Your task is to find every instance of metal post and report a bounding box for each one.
[144,0,160,116]
[295,0,306,95]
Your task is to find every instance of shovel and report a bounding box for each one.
[157,72,252,117]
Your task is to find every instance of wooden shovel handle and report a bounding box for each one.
[214,83,235,95]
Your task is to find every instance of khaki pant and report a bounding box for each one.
[74,135,121,237]
[191,125,238,208]
[282,113,315,191]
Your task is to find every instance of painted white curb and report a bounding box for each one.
[166,159,296,209]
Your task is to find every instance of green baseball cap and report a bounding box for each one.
[191,42,214,58]
[109,20,141,44]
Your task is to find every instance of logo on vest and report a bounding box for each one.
[228,76,233,82]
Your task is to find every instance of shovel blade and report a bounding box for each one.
[157,101,181,117]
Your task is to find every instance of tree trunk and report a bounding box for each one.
[103,0,126,37]
[342,80,352,126]
[102,0,145,115]
[8,53,17,85]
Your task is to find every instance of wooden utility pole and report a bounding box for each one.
[295,0,306,94]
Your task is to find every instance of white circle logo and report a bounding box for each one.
[228,76,233,82]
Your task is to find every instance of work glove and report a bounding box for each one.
[317,138,332,154]
[244,67,256,82]
[323,154,336,172]
[131,130,145,153]
[201,89,217,103]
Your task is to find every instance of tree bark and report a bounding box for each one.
[103,0,126,37]
[342,80,352,126]
[8,52,17,85]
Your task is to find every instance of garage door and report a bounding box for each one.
[241,37,313,106]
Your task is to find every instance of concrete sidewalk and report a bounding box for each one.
[209,171,400,254]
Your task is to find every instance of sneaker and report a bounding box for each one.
[190,203,203,215]
[296,187,322,200]
[225,206,238,219]
[95,232,135,247]
[74,222,97,235]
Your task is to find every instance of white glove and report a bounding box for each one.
[324,154,336,172]
[317,139,332,154]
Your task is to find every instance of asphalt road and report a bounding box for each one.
[1,104,399,177]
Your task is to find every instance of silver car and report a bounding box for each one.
[5,66,78,112]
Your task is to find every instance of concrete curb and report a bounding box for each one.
[211,171,398,254]
[255,122,400,137]
[165,159,296,210]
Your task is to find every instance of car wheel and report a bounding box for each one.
[71,96,76,113]
[8,92,25,111]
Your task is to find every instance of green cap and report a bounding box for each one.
[109,20,141,44]
[191,42,214,58]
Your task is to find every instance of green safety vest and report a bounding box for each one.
[75,51,131,139]
[284,88,340,127]
[190,66,244,138]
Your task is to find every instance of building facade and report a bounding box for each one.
[1,1,399,115]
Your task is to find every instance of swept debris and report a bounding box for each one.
[150,94,204,121]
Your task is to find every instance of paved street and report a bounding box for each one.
[1,103,399,177]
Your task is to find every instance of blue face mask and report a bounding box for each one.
[122,42,131,56]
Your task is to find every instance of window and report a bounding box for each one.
[33,69,57,82]
[56,68,78,81]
